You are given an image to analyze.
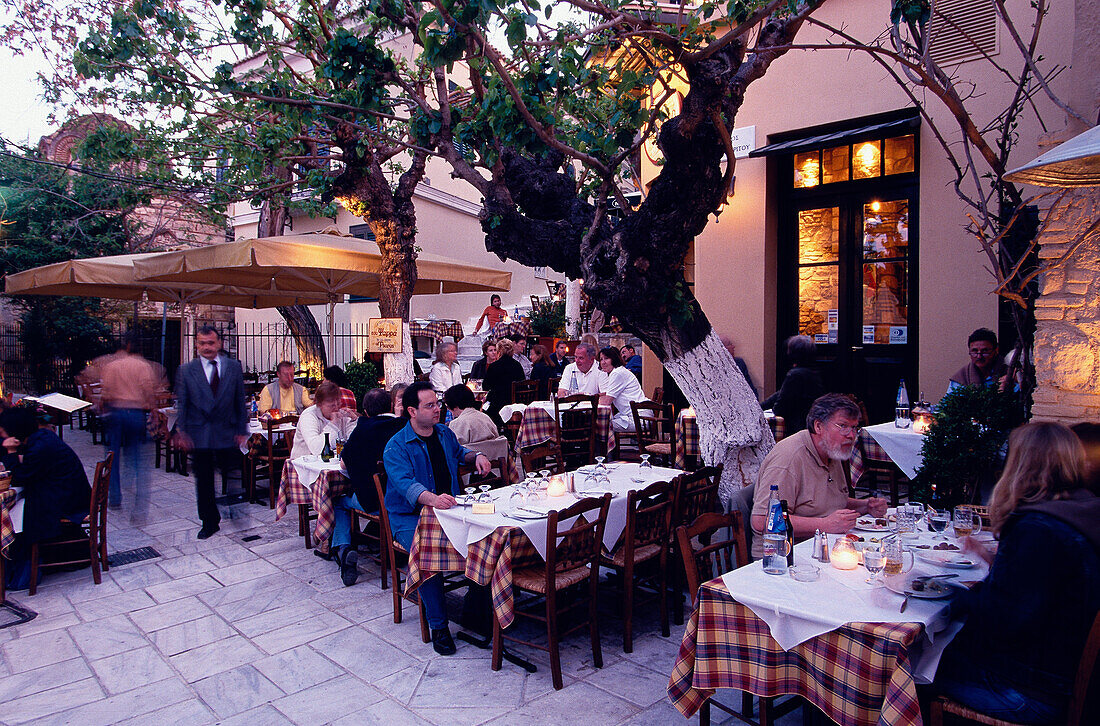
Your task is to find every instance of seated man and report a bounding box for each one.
[259,360,312,414]
[621,344,643,379]
[749,393,887,559]
[510,335,533,377]
[383,381,491,655]
[444,384,498,444]
[557,342,606,397]
[949,327,1008,392]
[330,388,405,586]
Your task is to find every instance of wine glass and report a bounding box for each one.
[863,548,887,585]
[509,486,525,508]
[478,484,492,503]
[639,453,652,469]
[464,486,476,504]
[594,456,607,474]
[525,472,539,492]
[539,468,550,484]
[928,509,951,540]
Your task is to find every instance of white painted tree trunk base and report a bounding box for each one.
[383,324,416,387]
[565,279,582,337]
[661,329,774,507]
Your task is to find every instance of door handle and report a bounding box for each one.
[851,346,863,352]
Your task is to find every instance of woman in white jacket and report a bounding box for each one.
[291,381,357,459]
[597,347,647,432]
[428,341,463,394]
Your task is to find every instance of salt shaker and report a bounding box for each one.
[812,530,831,563]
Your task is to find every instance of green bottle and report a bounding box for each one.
[321,433,334,463]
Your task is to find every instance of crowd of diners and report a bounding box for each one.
[3,312,1097,725]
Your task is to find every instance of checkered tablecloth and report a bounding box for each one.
[409,319,465,344]
[675,412,785,470]
[405,507,542,629]
[488,320,531,340]
[274,462,350,555]
[668,578,925,726]
[850,431,891,485]
[1,488,16,558]
[513,403,611,454]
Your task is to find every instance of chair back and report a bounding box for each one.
[545,493,612,577]
[631,400,675,449]
[458,456,510,490]
[1069,610,1100,726]
[266,415,298,457]
[672,464,724,528]
[623,480,674,553]
[512,379,541,405]
[652,387,664,405]
[520,441,566,475]
[373,469,395,546]
[676,511,749,607]
[554,393,599,468]
[731,483,756,559]
[89,452,114,540]
[465,435,510,465]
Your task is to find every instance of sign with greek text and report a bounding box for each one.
[368,318,404,353]
[730,126,756,158]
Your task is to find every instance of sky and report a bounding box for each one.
[1,45,57,146]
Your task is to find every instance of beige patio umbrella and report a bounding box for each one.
[1004,124,1100,187]
[132,230,513,351]
[4,251,332,362]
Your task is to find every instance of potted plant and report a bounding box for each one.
[528,299,567,350]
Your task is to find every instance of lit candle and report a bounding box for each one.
[831,539,860,570]
[913,418,930,434]
[547,475,567,497]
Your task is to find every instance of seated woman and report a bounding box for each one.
[934,422,1100,724]
[469,340,497,381]
[483,338,524,425]
[290,381,357,459]
[428,341,463,394]
[597,346,647,432]
[1,407,92,591]
[528,344,556,398]
[761,334,822,435]
[444,384,499,445]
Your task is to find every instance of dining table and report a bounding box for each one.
[498,400,613,457]
[1,484,23,602]
[668,519,992,726]
[406,462,681,629]
[274,455,349,553]
[409,318,465,344]
[675,409,785,470]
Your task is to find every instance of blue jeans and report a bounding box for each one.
[106,408,149,510]
[393,522,447,630]
[332,493,363,549]
[937,650,1062,724]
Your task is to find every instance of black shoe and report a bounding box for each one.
[431,627,456,656]
[313,548,334,562]
[339,547,359,587]
[197,524,220,540]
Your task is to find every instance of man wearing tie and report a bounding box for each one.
[174,325,249,539]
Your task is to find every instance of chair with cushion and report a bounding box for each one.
[511,379,541,406]
[493,493,612,690]
[631,400,676,467]
[929,610,1100,726]
[554,393,599,469]
[599,479,674,653]
[29,453,113,596]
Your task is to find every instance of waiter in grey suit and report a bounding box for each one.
[174,325,249,539]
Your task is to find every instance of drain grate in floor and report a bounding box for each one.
[107,546,161,567]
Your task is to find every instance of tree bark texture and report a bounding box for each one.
[475,13,813,498]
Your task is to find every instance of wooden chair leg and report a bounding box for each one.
[623,559,635,653]
[418,597,429,643]
[90,538,102,585]
[298,504,313,548]
[659,552,670,638]
[380,541,389,590]
[491,612,504,671]
[547,588,563,690]
[589,573,603,670]
[699,699,711,726]
[928,698,945,726]
[29,543,40,595]
[391,554,403,624]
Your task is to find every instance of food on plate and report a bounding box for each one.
[875,518,888,527]
[933,542,960,551]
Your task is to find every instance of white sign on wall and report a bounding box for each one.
[533,266,547,280]
[730,126,756,159]
[890,325,908,344]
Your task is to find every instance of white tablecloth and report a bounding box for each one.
[10,486,24,533]
[434,462,680,560]
[722,531,988,682]
[498,399,606,423]
[288,455,346,489]
[864,422,927,479]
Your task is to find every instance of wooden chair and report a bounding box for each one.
[520,441,566,476]
[493,493,612,690]
[458,456,510,490]
[632,400,676,467]
[930,610,1100,726]
[263,415,298,509]
[554,393,599,469]
[29,453,113,595]
[652,387,664,405]
[599,480,674,653]
[373,470,429,643]
[670,465,724,623]
[511,379,541,405]
[502,413,523,449]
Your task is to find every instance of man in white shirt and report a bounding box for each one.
[557,342,606,396]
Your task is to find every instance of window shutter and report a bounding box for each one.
[929,0,998,67]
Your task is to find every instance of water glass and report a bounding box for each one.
[953,506,983,537]
[639,454,652,469]
[509,487,524,507]
[863,548,887,585]
[929,509,951,539]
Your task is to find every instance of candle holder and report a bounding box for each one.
[547,475,567,497]
[831,537,860,570]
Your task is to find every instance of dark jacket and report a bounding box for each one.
[342,415,405,512]
[762,365,823,434]
[484,356,525,418]
[175,355,249,449]
[734,356,758,400]
[6,429,91,543]
[530,361,556,397]
[469,356,489,380]
[941,491,1100,722]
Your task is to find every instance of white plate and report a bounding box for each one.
[885,575,957,599]
[852,517,892,533]
[507,509,547,520]
[914,549,977,568]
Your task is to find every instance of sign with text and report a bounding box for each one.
[368,318,404,353]
[730,126,756,158]
[533,266,547,280]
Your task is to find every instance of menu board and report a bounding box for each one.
[368,318,404,353]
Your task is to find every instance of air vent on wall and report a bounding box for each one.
[929,0,998,67]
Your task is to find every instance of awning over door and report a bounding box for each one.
[749,116,921,158]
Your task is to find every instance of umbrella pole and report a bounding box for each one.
[327,297,336,367]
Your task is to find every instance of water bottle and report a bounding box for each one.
[762,485,789,575]
[894,378,911,428]
[569,371,578,393]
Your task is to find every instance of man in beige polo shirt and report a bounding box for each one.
[750,393,888,558]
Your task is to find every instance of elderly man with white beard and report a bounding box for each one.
[749,393,888,559]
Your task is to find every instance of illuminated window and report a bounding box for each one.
[853,140,882,179]
[794,151,820,188]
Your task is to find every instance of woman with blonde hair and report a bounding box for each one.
[934,422,1100,724]
[483,337,524,423]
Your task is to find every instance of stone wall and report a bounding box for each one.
[1031,187,1100,423]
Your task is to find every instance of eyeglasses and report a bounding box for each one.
[832,421,861,435]
[969,347,995,357]
[420,401,441,410]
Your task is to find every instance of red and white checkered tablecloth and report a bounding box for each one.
[275,463,350,555]
[409,319,465,344]
[1,488,16,558]
[513,404,611,454]
[668,578,925,726]
[675,412,785,470]
[405,507,542,629]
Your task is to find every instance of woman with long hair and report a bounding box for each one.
[934,422,1100,724]
[528,343,555,397]
[483,338,524,423]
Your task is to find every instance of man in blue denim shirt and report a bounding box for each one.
[383,381,491,655]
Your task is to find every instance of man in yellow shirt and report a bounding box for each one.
[258,361,312,414]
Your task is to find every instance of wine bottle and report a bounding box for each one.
[321,432,334,462]
[780,500,795,567]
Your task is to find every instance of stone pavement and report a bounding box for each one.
[0,426,802,726]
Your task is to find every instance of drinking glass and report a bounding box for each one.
[895,507,917,537]
[594,456,607,474]
[953,506,982,537]
[539,469,550,488]
[478,484,492,503]
[863,548,887,585]
[464,486,476,502]
[883,539,914,576]
[509,486,524,507]
[928,509,951,539]
[639,453,652,469]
